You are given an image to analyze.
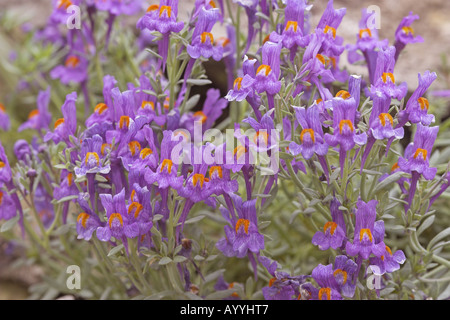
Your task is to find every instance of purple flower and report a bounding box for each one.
[289,104,328,160]
[44,92,78,145]
[127,184,153,238]
[0,102,10,131]
[370,94,404,141]
[180,88,228,135]
[269,0,309,52]
[241,41,282,109]
[369,245,406,275]
[187,8,223,61]
[332,255,358,297]
[324,95,367,175]
[18,87,52,132]
[399,123,439,210]
[49,0,82,24]
[214,276,242,300]
[312,198,346,250]
[137,0,184,69]
[13,140,32,164]
[225,56,257,104]
[0,142,12,184]
[76,193,103,241]
[260,256,309,300]
[74,134,111,177]
[347,9,389,68]
[315,0,346,57]
[53,170,79,201]
[85,75,118,128]
[144,130,184,190]
[346,199,386,260]
[50,53,88,85]
[295,31,335,99]
[96,188,141,242]
[34,184,55,228]
[369,46,407,100]
[401,71,437,126]
[394,12,424,62]
[216,195,264,258]
[127,126,159,186]
[398,123,438,181]
[0,184,17,221]
[309,264,342,300]
[136,0,184,35]
[178,148,213,203]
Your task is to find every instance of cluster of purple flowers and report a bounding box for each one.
[0,0,448,300]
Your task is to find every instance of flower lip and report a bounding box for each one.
[333,269,348,285]
[159,5,172,18]
[101,143,111,156]
[193,111,207,124]
[57,0,72,10]
[418,97,429,110]
[382,72,395,84]
[140,148,153,160]
[359,228,373,242]
[359,28,372,38]
[385,245,393,256]
[65,56,80,68]
[85,152,100,166]
[146,4,159,12]
[210,166,223,179]
[233,146,247,159]
[77,212,89,228]
[402,26,414,35]
[413,148,427,161]
[336,90,351,99]
[128,141,142,157]
[378,113,394,127]
[141,101,155,110]
[95,103,108,114]
[67,173,73,186]
[285,21,298,32]
[160,159,173,174]
[54,118,65,129]
[201,32,214,44]
[324,25,337,39]
[323,221,337,235]
[318,287,331,300]
[119,116,130,130]
[339,119,354,134]
[316,54,327,65]
[300,128,315,144]
[256,64,272,77]
[253,131,269,146]
[233,77,243,90]
[109,213,124,228]
[192,173,205,188]
[216,37,230,47]
[391,162,400,172]
[28,110,39,119]
[235,218,250,234]
[0,161,5,168]
[128,202,143,219]
[0,103,5,112]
